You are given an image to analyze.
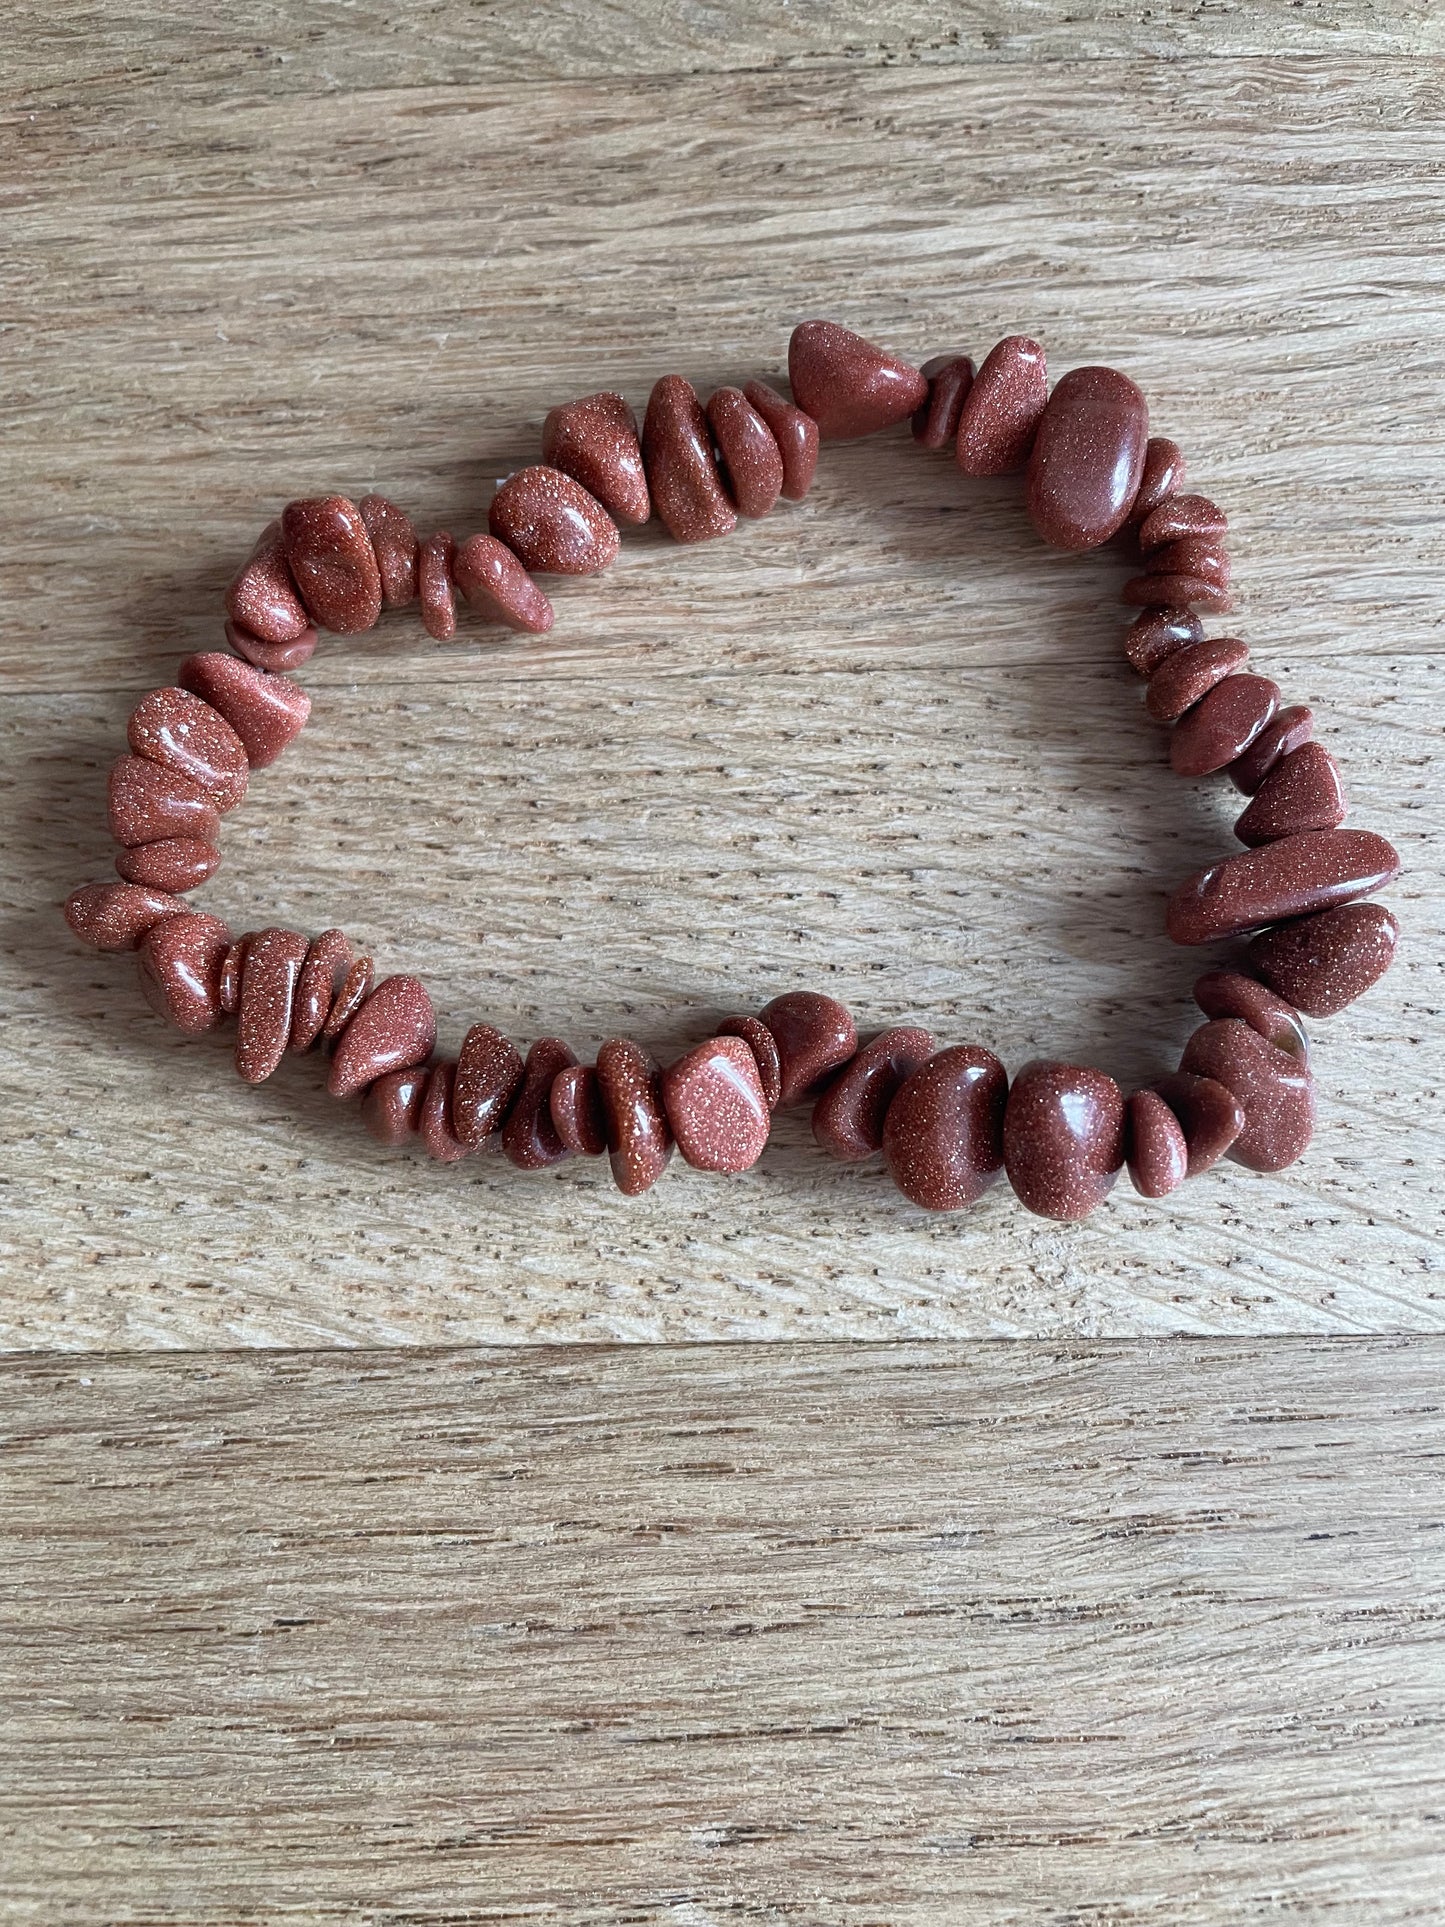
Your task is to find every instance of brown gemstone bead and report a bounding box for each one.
[1151,1072,1245,1177]
[1170,675,1280,778]
[706,387,784,519]
[911,354,973,450]
[1129,437,1185,525]
[954,335,1048,476]
[1229,704,1314,795]
[502,1038,578,1169]
[759,991,858,1107]
[1247,902,1400,1018]
[290,929,353,1053]
[224,619,318,673]
[452,1023,526,1150]
[489,466,620,576]
[136,911,232,1035]
[358,494,420,606]
[1145,535,1230,588]
[1026,366,1149,551]
[418,531,457,640]
[549,1064,608,1156]
[107,755,221,848]
[224,522,310,644]
[177,653,310,768]
[812,1025,935,1162]
[327,975,436,1098]
[219,935,253,1015]
[127,687,249,812]
[1180,1019,1315,1172]
[235,926,309,1084]
[419,1061,470,1163]
[451,535,555,634]
[717,1014,784,1110]
[642,375,737,544]
[1234,743,1346,846]
[1146,638,1250,724]
[1122,573,1233,613]
[1193,969,1308,1060]
[542,391,651,527]
[1124,1089,1189,1199]
[64,880,188,951]
[1138,493,1227,554]
[362,1064,430,1146]
[1002,1060,1126,1221]
[660,1037,771,1174]
[115,837,220,894]
[787,320,928,441]
[281,495,382,634]
[881,1045,1007,1210]
[1123,608,1202,678]
[742,381,819,501]
[596,1039,673,1196]
[1166,829,1401,946]
[322,955,374,1041]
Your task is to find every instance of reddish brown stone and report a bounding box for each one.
[224,521,310,644]
[881,1045,1007,1209]
[359,494,420,606]
[549,1064,608,1156]
[1145,534,1230,587]
[596,1038,673,1195]
[1026,366,1149,551]
[1234,743,1346,846]
[1151,1072,1244,1176]
[706,387,784,518]
[1247,902,1400,1017]
[327,975,436,1098]
[281,495,382,634]
[451,535,555,634]
[759,991,858,1106]
[787,320,927,441]
[1228,705,1315,796]
[224,619,317,673]
[1125,1089,1189,1198]
[1123,572,1233,613]
[115,837,220,894]
[717,1014,784,1110]
[136,912,232,1035]
[542,390,651,526]
[1002,1060,1125,1220]
[1146,638,1250,723]
[954,335,1048,476]
[419,1061,470,1163]
[1123,608,1202,678]
[418,530,457,640]
[362,1065,430,1146]
[911,354,973,450]
[742,381,819,501]
[1129,437,1185,524]
[219,936,253,1016]
[1170,675,1279,778]
[107,755,221,848]
[1192,969,1308,1060]
[322,956,374,1041]
[642,375,737,544]
[812,1026,935,1162]
[489,466,620,575]
[1180,1019,1315,1172]
[177,653,310,768]
[64,880,188,951]
[1166,830,1401,945]
[235,926,309,1084]
[502,1038,578,1169]
[452,1023,525,1150]
[661,1037,771,1173]
[290,929,353,1053]
[127,687,249,811]
[1138,493,1227,553]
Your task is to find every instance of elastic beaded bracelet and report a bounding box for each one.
[63,319,1403,1221]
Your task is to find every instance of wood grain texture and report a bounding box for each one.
[1,1340,1442,1924]
[3,25,1444,1346]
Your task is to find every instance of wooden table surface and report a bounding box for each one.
[2,3,1443,1919]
